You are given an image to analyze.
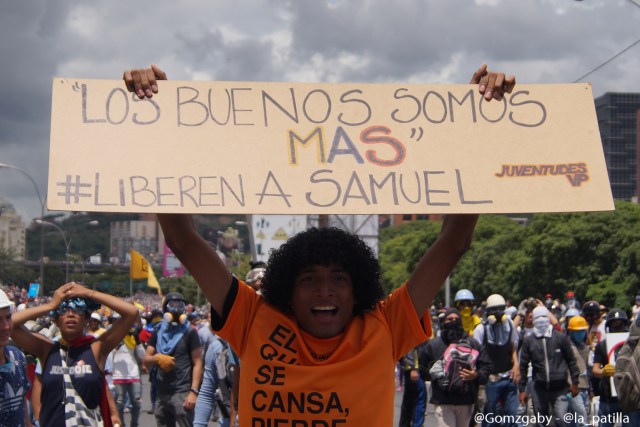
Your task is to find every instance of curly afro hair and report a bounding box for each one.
[260,227,383,316]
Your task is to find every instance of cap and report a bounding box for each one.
[246,267,266,284]
[90,312,102,322]
[567,291,575,298]
[0,290,15,312]
[582,301,600,315]
[565,308,580,318]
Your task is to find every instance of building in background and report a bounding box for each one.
[595,92,640,200]
[110,220,159,265]
[0,198,25,260]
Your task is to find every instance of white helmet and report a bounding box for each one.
[486,294,506,309]
[0,290,15,312]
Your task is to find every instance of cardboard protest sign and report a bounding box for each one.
[606,331,629,397]
[48,79,613,214]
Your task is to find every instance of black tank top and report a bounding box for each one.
[40,342,103,427]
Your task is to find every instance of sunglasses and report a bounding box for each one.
[55,307,86,317]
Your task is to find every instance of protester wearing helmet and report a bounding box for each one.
[582,300,605,349]
[144,292,203,426]
[455,289,481,335]
[566,316,590,426]
[473,294,520,426]
[591,308,640,425]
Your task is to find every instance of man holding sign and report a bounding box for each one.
[123,64,514,426]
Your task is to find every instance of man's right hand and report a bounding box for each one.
[123,64,167,99]
[155,353,176,372]
[519,391,527,405]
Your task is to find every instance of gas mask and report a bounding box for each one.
[486,307,506,325]
[163,299,188,325]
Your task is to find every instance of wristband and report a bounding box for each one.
[190,387,200,395]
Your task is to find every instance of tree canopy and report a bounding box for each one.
[379,201,640,311]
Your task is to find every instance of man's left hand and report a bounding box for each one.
[183,390,197,410]
[569,384,579,397]
[469,64,516,101]
[510,366,521,384]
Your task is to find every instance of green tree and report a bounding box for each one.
[379,203,640,311]
[0,245,34,287]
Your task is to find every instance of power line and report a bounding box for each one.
[573,36,640,82]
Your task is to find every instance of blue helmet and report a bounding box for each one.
[565,308,580,318]
[455,289,475,302]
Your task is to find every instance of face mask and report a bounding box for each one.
[460,307,473,317]
[442,319,464,343]
[570,330,586,345]
[533,316,550,337]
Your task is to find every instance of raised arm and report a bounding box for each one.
[405,64,515,318]
[65,284,139,366]
[406,214,478,318]
[123,65,234,316]
[158,214,232,317]
[10,285,70,360]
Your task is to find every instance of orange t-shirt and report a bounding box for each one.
[217,280,431,427]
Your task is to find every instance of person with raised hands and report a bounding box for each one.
[123,63,515,427]
[11,282,138,427]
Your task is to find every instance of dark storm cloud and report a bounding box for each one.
[0,0,638,221]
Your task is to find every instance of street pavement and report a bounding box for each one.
[125,375,407,427]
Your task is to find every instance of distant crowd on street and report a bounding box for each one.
[397,289,640,427]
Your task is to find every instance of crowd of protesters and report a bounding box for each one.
[3,276,639,427]
[397,289,640,427]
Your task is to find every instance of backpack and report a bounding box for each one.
[430,340,480,395]
[208,338,238,418]
[613,318,640,412]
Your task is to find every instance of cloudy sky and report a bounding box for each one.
[1,0,639,221]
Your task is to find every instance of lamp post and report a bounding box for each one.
[36,219,70,283]
[0,162,46,295]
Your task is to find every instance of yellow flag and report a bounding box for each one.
[130,249,149,279]
[130,249,162,296]
[147,264,162,296]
